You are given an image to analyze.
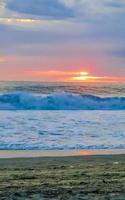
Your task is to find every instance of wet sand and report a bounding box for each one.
[0,149,125,158]
[0,154,125,200]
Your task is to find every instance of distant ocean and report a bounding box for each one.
[0,81,125,150]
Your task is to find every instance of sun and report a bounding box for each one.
[72,71,89,81]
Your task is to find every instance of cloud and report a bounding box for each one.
[6,0,74,19]
[1,0,125,22]
[61,0,125,18]
[109,49,125,57]
[0,1,6,14]
[104,0,125,8]
[0,17,38,24]
[1,0,125,26]
[0,17,42,29]
[0,0,125,79]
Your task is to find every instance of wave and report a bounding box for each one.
[0,92,125,110]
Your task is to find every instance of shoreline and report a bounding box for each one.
[0,149,125,158]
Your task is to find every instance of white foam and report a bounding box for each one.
[0,110,125,150]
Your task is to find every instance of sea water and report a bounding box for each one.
[0,81,125,150]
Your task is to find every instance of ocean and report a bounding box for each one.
[0,81,125,150]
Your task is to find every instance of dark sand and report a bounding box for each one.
[0,155,125,200]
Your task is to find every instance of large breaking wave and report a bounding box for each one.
[0,92,125,110]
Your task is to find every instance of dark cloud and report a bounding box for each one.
[6,0,74,19]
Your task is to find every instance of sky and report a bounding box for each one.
[0,0,125,82]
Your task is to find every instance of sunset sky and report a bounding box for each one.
[0,0,125,82]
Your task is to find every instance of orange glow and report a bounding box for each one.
[72,76,89,81]
[1,67,125,82]
[31,70,90,81]
[28,70,125,82]
[80,150,92,156]
[73,72,89,76]
[31,70,70,76]
[72,76,100,81]
[0,57,6,62]
[72,71,99,81]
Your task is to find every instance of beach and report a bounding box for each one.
[0,82,125,200]
[0,152,125,200]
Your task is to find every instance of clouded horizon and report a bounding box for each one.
[0,0,125,82]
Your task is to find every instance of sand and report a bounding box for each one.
[0,149,125,158]
[0,153,125,200]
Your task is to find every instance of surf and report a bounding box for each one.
[0,92,125,110]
